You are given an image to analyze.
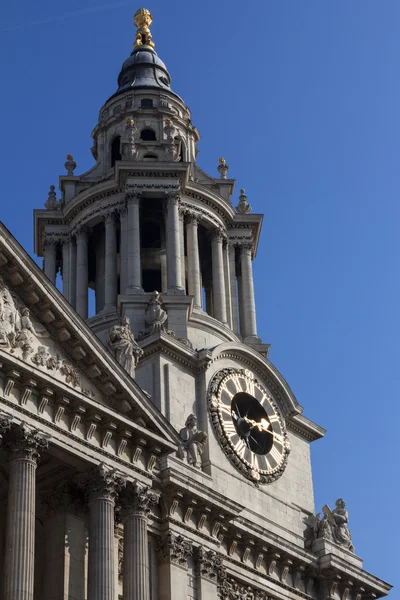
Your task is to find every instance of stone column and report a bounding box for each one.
[81,464,126,600]
[3,423,50,600]
[62,238,70,302]
[122,482,157,600]
[166,191,184,294]
[76,227,88,319]
[237,272,245,339]
[223,240,232,328]
[127,193,142,292]
[157,533,193,600]
[120,205,128,295]
[69,236,77,309]
[186,212,202,309]
[43,238,57,285]
[211,229,227,324]
[104,211,118,311]
[179,210,186,291]
[239,243,260,342]
[95,228,106,313]
[228,243,239,334]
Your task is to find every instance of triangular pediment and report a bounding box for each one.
[0,222,181,452]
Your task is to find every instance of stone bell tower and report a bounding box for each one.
[29,9,391,599]
[33,8,265,353]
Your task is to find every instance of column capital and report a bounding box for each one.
[195,547,225,582]
[185,209,200,225]
[103,208,118,223]
[121,481,158,518]
[0,410,13,440]
[43,233,61,246]
[236,240,253,253]
[165,189,180,205]
[156,532,193,568]
[211,227,227,243]
[2,422,50,462]
[79,463,127,503]
[74,225,88,241]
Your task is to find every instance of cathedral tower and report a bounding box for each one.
[0,8,390,600]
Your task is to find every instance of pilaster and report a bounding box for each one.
[156,532,193,600]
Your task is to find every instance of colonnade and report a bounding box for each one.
[0,420,156,600]
[43,192,259,340]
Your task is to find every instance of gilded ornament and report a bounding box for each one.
[133,8,155,49]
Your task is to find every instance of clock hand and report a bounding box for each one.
[243,417,285,444]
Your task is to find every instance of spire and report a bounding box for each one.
[133,8,155,49]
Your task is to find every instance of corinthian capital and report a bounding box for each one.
[3,422,50,462]
[0,411,13,440]
[79,463,127,502]
[121,481,158,518]
[156,532,193,568]
[164,188,180,205]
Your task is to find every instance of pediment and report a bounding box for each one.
[0,222,181,452]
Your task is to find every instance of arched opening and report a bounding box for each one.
[111,136,121,167]
[140,128,156,141]
[141,98,153,108]
[143,153,158,160]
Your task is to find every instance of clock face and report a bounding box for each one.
[208,368,290,485]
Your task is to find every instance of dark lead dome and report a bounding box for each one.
[113,46,172,97]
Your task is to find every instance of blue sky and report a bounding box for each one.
[1,0,398,591]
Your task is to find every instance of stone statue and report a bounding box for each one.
[107,316,143,377]
[144,291,168,334]
[177,414,208,469]
[121,118,138,161]
[307,498,354,552]
[0,281,48,359]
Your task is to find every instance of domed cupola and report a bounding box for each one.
[111,8,172,99]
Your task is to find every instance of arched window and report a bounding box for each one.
[140,128,156,141]
[143,153,158,160]
[111,136,121,167]
[141,98,153,108]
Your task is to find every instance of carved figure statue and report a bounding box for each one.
[144,291,168,334]
[107,316,143,377]
[307,498,354,552]
[13,308,37,358]
[177,414,208,468]
[0,285,17,348]
[121,118,138,161]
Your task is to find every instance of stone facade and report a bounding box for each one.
[0,7,392,600]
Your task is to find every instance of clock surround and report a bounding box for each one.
[208,368,291,485]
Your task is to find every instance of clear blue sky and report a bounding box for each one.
[1,0,398,591]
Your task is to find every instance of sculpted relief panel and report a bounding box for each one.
[0,278,96,398]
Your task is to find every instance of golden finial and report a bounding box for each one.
[218,157,226,164]
[66,154,73,161]
[134,8,155,49]
[125,118,135,126]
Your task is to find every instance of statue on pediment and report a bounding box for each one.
[107,316,143,377]
[0,280,48,359]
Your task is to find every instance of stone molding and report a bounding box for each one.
[2,422,50,462]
